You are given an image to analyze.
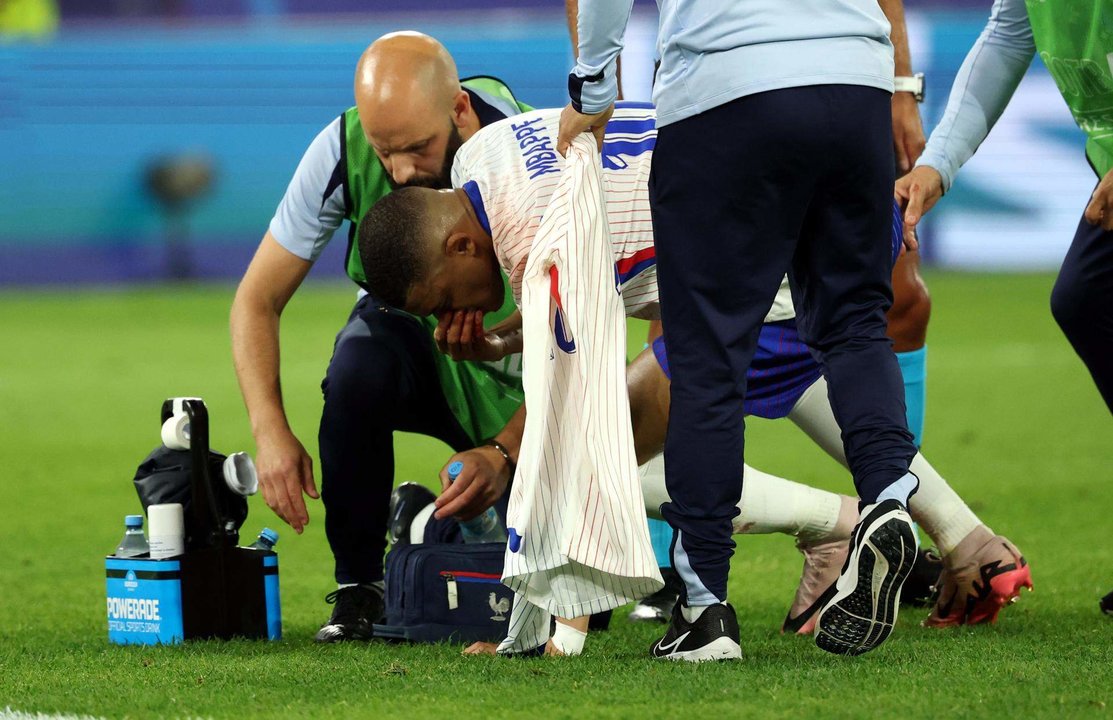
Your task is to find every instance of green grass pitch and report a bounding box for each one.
[1,272,1111,719]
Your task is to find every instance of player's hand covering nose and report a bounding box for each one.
[434,449,512,522]
[255,428,318,534]
[557,102,613,156]
[434,310,521,362]
[895,165,945,251]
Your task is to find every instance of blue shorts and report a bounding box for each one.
[649,201,900,418]
[652,320,823,420]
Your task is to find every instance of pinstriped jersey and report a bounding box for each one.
[451,104,661,320]
[451,104,800,324]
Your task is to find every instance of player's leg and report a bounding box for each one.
[316,297,474,642]
[650,91,815,661]
[632,336,857,634]
[889,247,931,446]
[788,377,1033,626]
[790,85,919,655]
[1050,211,1113,414]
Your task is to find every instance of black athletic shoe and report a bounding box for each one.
[314,585,384,643]
[815,499,919,656]
[388,482,436,548]
[588,610,613,631]
[628,567,684,623]
[901,548,943,608]
[1101,589,1113,616]
[650,601,742,662]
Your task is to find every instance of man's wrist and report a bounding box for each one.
[894,73,925,103]
[568,58,618,114]
[484,438,516,477]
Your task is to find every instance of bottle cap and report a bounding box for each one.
[447,461,464,480]
[260,528,279,546]
[125,514,144,528]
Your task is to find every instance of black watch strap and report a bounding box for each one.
[484,439,516,476]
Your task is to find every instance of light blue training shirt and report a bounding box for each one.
[571,0,896,127]
[916,0,1036,191]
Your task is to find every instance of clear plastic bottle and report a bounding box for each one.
[250,527,279,552]
[115,515,149,558]
[448,461,507,544]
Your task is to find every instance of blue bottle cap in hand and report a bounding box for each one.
[447,461,464,481]
[125,514,144,527]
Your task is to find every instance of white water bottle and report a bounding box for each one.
[448,461,507,544]
[148,503,185,559]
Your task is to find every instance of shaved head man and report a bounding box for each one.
[230,31,533,642]
[355,32,473,189]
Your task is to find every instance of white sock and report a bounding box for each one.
[681,601,725,623]
[907,453,982,556]
[788,376,983,556]
[550,621,587,656]
[639,454,843,543]
[737,464,845,543]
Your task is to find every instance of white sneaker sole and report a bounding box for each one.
[653,636,742,662]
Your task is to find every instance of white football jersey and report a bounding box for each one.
[451,105,796,323]
[452,105,659,319]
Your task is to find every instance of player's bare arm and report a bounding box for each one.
[230,232,318,534]
[880,0,926,173]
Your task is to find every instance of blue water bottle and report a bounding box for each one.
[248,528,282,640]
[250,527,279,551]
[447,461,507,544]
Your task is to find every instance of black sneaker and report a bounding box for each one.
[314,585,384,643]
[815,499,919,656]
[1101,589,1113,616]
[388,482,436,548]
[650,601,742,662]
[628,567,683,623]
[901,548,943,607]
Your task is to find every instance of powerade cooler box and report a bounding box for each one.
[105,548,281,645]
[105,398,281,645]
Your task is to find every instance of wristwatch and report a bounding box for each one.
[894,73,925,103]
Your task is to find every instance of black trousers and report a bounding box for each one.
[651,85,917,604]
[1051,201,1113,414]
[319,296,493,584]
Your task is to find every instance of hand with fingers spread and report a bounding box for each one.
[433,445,513,522]
[1083,167,1113,231]
[433,310,518,362]
[894,165,945,252]
[557,102,614,157]
[254,427,318,534]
